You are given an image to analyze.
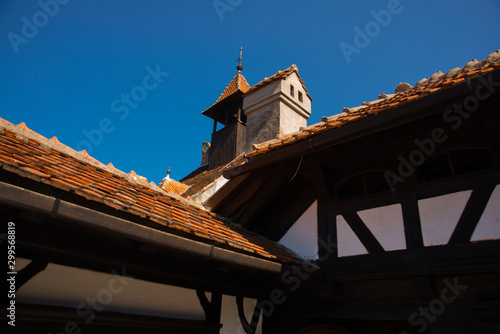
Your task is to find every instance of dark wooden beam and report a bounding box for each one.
[326,239,500,280]
[317,198,338,262]
[342,212,384,254]
[399,176,424,249]
[303,164,332,200]
[449,184,496,244]
[217,168,274,218]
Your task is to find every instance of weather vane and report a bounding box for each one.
[236,47,243,72]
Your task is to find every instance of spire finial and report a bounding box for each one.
[167,167,171,179]
[236,47,243,72]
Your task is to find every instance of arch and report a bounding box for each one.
[336,168,394,200]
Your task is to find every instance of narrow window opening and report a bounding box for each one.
[290,84,295,97]
[298,91,303,102]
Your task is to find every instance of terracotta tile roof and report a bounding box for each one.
[158,176,189,196]
[244,64,312,100]
[202,72,251,113]
[0,118,303,265]
[246,51,500,158]
[181,155,245,198]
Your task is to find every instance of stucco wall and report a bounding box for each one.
[243,72,311,152]
[418,190,472,246]
[358,203,406,251]
[15,258,206,320]
[472,184,500,241]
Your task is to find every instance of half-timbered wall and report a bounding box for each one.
[279,183,500,258]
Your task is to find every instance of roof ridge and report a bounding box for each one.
[0,118,202,208]
[244,64,312,100]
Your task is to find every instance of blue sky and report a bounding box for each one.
[1,0,499,183]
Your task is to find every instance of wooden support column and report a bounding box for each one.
[213,118,218,134]
[317,198,338,263]
[399,176,424,249]
[304,164,338,263]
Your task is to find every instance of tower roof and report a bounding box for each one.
[202,71,251,121]
[214,71,251,104]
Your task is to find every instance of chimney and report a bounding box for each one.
[200,141,210,166]
[242,65,312,152]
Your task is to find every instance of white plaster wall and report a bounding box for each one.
[220,295,262,334]
[358,203,406,251]
[336,215,368,257]
[472,184,500,241]
[193,175,229,204]
[418,190,472,246]
[15,259,205,320]
[279,100,308,134]
[279,71,312,112]
[279,200,318,260]
[242,81,281,113]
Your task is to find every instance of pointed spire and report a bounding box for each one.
[236,47,243,72]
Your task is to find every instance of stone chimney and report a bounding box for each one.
[200,141,210,166]
[242,65,312,152]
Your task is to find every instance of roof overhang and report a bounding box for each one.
[223,67,500,180]
[0,180,282,275]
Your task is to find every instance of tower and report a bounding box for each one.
[199,50,312,171]
[201,48,251,169]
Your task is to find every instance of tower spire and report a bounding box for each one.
[236,47,243,72]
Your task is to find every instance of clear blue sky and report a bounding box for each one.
[1,0,499,183]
